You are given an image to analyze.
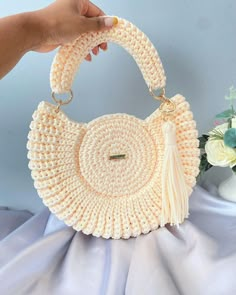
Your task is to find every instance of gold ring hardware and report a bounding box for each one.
[159,99,176,114]
[149,87,176,114]
[149,87,168,103]
[51,89,74,112]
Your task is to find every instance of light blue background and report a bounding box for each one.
[0,0,235,212]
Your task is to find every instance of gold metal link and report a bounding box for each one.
[51,89,73,112]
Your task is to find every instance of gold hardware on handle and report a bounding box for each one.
[149,87,168,103]
[149,87,176,117]
[51,89,74,112]
[50,86,176,117]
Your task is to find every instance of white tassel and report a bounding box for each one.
[160,121,189,227]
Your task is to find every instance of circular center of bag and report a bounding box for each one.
[78,114,157,197]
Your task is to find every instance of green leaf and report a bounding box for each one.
[198,135,209,149]
[202,134,209,140]
[199,153,213,171]
[224,128,236,148]
[197,153,213,180]
[215,109,234,118]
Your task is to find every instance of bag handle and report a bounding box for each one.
[50,17,166,98]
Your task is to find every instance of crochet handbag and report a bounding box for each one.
[27,17,200,239]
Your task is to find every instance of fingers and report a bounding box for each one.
[79,15,116,61]
[82,2,111,60]
[85,1,105,17]
[85,53,91,61]
[85,44,108,62]
[85,42,107,62]
[99,42,107,51]
[79,3,117,62]
[78,16,118,34]
[92,46,99,55]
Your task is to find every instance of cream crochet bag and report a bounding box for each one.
[27,17,200,239]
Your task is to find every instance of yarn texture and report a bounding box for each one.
[160,121,190,227]
[27,17,200,239]
[50,18,166,93]
[27,95,200,239]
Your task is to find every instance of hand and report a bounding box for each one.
[33,0,118,61]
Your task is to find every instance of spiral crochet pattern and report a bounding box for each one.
[50,17,166,93]
[27,95,200,239]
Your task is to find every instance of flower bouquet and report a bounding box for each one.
[198,86,236,200]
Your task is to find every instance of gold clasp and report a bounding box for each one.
[149,87,168,103]
[149,87,176,118]
[51,89,74,112]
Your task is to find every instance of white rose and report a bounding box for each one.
[209,122,228,135]
[205,139,236,167]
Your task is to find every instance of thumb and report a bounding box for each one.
[78,16,118,34]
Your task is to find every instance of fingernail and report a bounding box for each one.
[104,17,118,27]
[100,43,107,51]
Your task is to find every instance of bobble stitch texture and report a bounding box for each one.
[27,94,200,239]
[27,18,200,239]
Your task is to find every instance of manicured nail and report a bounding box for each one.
[104,17,118,27]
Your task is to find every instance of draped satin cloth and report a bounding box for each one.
[0,185,235,295]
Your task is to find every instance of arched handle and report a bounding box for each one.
[50,17,166,94]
